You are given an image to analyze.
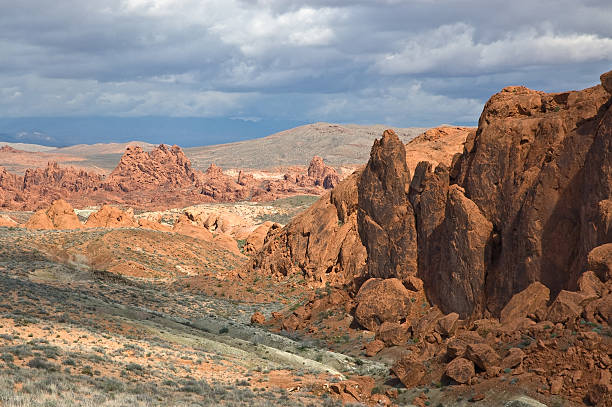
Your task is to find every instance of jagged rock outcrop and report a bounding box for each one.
[249,126,471,288]
[104,145,196,192]
[24,199,81,230]
[244,221,279,255]
[24,162,102,193]
[250,70,612,322]
[441,71,612,315]
[250,171,368,287]
[358,130,417,280]
[307,156,340,189]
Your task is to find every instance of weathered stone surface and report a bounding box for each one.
[435,313,459,338]
[365,339,385,357]
[249,171,368,288]
[500,282,550,324]
[502,348,525,369]
[547,290,589,324]
[465,343,500,371]
[503,396,548,407]
[588,244,612,282]
[250,312,265,324]
[587,369,612,406]
[437,185,492,318]
[578,270,606,297]
[375,322,410,346]
[602,69,612,94]
[354,278,412,331]
[358,129,417,282]
[445,357,475,384]
[391,355,426,388]
[244,222,278,255]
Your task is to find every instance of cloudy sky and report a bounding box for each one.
[1,0,611,145]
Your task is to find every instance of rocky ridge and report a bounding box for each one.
[248,71,612,405]
[0,145,340,210]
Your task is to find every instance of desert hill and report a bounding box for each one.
[185,122,427,169]
[1,123,427,173]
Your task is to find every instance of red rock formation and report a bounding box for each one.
[23,162,102,193]
[307,156,340,189]
[104,145,196,192]
[0,214,19,227]
[358,130,417,281]
[85,205,138,228]
[24,199,81,230]
[198,164,250,201]
[249,69,612,324]
[249,127,469,288]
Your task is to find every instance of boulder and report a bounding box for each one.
[391,355,426,388]
[546,290,586,324]
[250,312,265,324]
[435,313,459,338]
[500,282,550,324]
[465,343,500,371]
[584,293,612,325]
[588,244,612,282]
[578,270,606,297]
[446,331,485,359]
[444,357,475,384]
[502,348,525,369]
[587,369,611,406]
[375,322,410,346]
[354,278,412,331]
[365,339,384,357]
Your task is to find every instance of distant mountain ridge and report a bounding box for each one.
[185,122,428,169]
[2,122,431,171]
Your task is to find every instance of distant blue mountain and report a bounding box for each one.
[0,117,307,147]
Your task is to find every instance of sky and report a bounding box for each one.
[1,0,611,146]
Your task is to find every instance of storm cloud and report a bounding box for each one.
[1,0,611,128]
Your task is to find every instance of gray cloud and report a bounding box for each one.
[0,0,611,128]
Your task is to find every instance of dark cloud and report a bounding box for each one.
[0,0,611,131]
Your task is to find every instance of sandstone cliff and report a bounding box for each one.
[250,71,612,320]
